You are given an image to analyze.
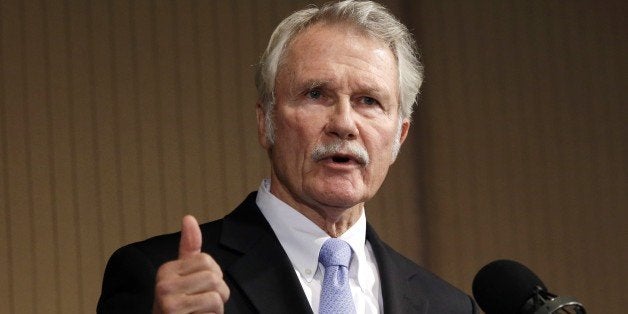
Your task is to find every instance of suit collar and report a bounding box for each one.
[367,224,429,314]
[218,193,427,314]
[220,192,313,313]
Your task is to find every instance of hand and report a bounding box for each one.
[153,215,230,314]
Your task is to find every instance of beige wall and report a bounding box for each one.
[0,0,625,313]
[410,1,627,312]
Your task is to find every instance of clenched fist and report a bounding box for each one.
[152,216,230,314]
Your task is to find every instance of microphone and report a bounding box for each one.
[472,259,586,314]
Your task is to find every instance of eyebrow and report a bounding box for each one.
[287,79,330,99]
[296,79,386,94]
[300,79,331,91]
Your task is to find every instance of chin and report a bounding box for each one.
[312,190,366,209]
[305,177,371,206]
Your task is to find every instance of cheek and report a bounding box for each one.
[272,111,321,165]
[277,108,324,143]
[364,125,398,160]
[275,119,303,150]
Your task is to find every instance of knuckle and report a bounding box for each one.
[155,280,175,297]
[200,254,223,276]
[205,270,222,283]
[155,262,173,281]
[223,284,231,301]
[157,260,186,281]
[207,291,224,307]
[199,253,214,266]
[178,296,196,311]
[159,295,182,313]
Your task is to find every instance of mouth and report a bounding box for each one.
[331,154,353,163]
[311,141,370,166]
[322,153,366,166]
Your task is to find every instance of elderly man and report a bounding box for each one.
[98,1,476,313]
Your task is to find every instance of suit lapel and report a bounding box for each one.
[367,224,429,314]
[216,193,428,313]
[219,193,313,313]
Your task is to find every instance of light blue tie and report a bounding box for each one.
[318,238,356,314]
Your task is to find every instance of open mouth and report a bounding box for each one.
[325,153,367,166]
[331,155,352,163]
[311,142,370,166]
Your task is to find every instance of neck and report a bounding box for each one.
[306,204,363,237]
[268,182,363,237]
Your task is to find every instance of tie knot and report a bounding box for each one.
[319,238,352,268]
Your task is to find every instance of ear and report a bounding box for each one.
[390,118,410,163]
[399,119,410,145]
[256,101,271,149]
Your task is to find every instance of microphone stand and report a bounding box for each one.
[521,286,586,314]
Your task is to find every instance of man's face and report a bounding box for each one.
[257,23,409,215]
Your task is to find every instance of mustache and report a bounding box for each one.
[311,140,370,165]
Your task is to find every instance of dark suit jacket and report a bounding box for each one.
[98,192,476,313]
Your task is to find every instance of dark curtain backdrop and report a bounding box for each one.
[1,0,625,312]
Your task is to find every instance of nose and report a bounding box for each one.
[325,98,358,140]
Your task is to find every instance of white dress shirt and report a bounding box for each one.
[256,179,383,313]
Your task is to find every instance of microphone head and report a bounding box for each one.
[472,259,547,314]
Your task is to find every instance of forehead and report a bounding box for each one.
[278,23,399,95]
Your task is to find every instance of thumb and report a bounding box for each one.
[178,215,202,259]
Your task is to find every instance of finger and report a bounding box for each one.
[162,268,229,297]
[189,270,229,302]
[179,215,202,259]
[177,253,223,277]
[159,291,225,314]
[188,291,226,314]
[155,254,223,289]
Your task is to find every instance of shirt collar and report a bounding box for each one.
[256,179,368,283]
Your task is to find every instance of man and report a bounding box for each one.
[98,1,476,313]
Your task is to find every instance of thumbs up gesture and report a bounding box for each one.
[153,216,230,314]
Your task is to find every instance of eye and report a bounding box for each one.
[306,89,323,99]
[359,96,379,106]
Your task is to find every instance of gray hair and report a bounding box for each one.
[255,0,423,144]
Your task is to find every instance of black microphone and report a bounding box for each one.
[472,259,586,314]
